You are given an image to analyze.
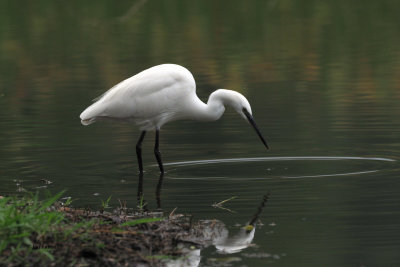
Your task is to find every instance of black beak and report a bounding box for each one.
[243,108,269,150]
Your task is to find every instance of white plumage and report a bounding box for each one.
[80,64,268,173]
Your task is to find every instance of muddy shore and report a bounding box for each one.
[1,193,268,266]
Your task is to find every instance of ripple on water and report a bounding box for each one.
[162,156,397,180]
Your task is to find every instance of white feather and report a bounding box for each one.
[79,63,268,172]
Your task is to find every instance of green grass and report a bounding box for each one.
[0,191,93,264]
[137,194,147,211]
[100,195,112,213]
[0,192,64,256]
[0,192,170,265]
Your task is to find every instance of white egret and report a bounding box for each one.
[80,64,268,173]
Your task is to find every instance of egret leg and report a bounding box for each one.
[154,129,164,173]
[136,131,146,173]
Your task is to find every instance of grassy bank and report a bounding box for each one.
[0,192,197,266]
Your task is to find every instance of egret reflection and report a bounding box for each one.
[134,173,270,265]
[136,172,164,211]
[164,194,269,266]
[202,194,269,254]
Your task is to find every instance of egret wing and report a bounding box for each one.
[80,64,196,122]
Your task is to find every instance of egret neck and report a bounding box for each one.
[183,89,269,149]
[185,89,248,122]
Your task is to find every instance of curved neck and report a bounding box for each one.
[185,90,228,122]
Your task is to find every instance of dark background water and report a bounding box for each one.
[1,0,400,266]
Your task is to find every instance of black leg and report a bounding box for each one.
[154,129,164,173]
[136,131,146,173]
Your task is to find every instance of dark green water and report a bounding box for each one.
[1,1,400,266]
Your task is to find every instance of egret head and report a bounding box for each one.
[215,89,269,150]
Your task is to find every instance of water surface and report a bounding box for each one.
[1,1,400,266]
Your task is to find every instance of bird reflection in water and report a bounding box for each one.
[202,194,269,254]
[136,172,164,211]
[166,194,270,266]
[135,175,270,267]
